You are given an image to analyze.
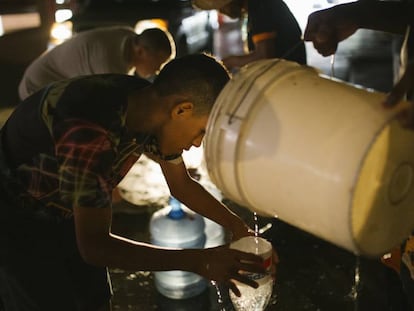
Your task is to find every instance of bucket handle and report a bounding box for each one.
[228,40,305,125]
[227,60,280,125]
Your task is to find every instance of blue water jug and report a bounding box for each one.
[149,196,207,299]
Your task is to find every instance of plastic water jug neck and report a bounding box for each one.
[167,196,185,220]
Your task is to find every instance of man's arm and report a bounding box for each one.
[73,204,265,296]
[304,1,414,123]
[59,122,265,293]
[222,37,276,70]
[304,1,410,56]
[73,204,192,270]
[158,158,253,241]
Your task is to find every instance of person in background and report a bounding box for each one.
[18,26,175,100]
[193,0,306,71]
[304,1,414,309]
[0,53,277,311]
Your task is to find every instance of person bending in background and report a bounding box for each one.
[304,1,414,309]
[18,26,175,100]
[194,0,306,71]
[0,54,277,311]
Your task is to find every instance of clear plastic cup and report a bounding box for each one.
[229,236,273,311]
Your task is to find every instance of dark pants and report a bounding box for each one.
[0,190,112,311]
[0,133,112,311]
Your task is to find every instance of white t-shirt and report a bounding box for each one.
[18,26,135,100]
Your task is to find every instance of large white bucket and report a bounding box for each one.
[204,59,414,257]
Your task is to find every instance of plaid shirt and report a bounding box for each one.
[1,74,180,220]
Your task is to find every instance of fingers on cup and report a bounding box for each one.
[231,273,259,289]
[229,281,241,297]
[236,251,264,264]
[237,261,266,275]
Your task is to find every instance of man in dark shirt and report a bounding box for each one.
[0,54,273,311]
[194,0,306,70]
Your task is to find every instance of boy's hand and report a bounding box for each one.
[383,62,414,130]
[197,245,266,297]
[304,4,359,57]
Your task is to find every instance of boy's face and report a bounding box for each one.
[157,104,209,156]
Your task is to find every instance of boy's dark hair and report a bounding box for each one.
[136,28,175,58]
[153,53,230,115]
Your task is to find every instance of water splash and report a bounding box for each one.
[211,281,227,311]
[253,212,260,237]
[330,53,336,78]
[258,223,272,235]
[229,278,273,311]
[348,256,361,311]
[268,291,278,307]
[253,212,273,236]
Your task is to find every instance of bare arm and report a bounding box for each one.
[304,1,414,125]
[62,124,266,294]
[73,204,265,296]
[304,1,410,56]
[159,157,279,281]
[222,37,276,70]
[157,158,253,241]
[383,61,414,128]
[73,204,191,271]
[350,1,409,33]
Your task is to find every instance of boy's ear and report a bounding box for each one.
[171,102,194,119]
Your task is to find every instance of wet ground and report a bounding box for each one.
[109,197,411,311]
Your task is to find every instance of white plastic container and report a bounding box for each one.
[203,217,226,248]
[204,59,414,257]
[149,196,207,299]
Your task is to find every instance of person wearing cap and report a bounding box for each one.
[18,26,176,100]
[194,0,306,70]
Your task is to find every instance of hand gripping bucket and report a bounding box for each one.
[204,59,414,257]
